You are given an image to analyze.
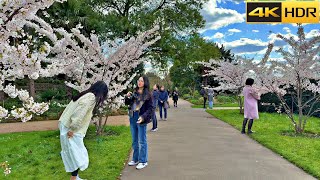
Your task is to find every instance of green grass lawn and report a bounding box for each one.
[207,110,320,179]
[0,126,131,180]
[191,103,239,108]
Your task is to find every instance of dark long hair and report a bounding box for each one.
[245,78,254,86]
[135,76,151,100]
[72,81,108,108]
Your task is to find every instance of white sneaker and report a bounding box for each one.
[128,161,139,166]
[164,118,167,121]
[151,128,158,132]
[136,162,148,170]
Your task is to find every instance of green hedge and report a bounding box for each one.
[216,95,237,104]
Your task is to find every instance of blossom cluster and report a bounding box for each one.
[1,161,11,176]
[2,84,49,122]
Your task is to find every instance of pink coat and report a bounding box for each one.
[243,86,260,120]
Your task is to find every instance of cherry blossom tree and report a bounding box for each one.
[26,13,160,135]
[1,0,160,130]
[0,0,64,122]
[198,57,258,113]
[252,25,320,133]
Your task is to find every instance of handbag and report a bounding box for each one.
[164,101,169,109]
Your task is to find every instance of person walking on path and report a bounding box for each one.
[200,87,207,109]
[151,84,160,132]
[172,88,179,107]
[158,86,169,121]
[125,76,154,170]
[241,78,260,134]
[207,87,214,109]
[58,81,108,180]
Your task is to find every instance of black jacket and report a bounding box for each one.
[125,92,154,124]
[172,91,179,101]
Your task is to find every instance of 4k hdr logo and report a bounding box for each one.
[246,0,320,23]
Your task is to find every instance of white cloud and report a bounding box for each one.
[213,32,224,39]
[306,29,320,39]
[283,27,291,34]
[200,1,245,32]
[221,38,269,54]
[252,30,259,33]
[224,38,267,48]
[228,28,241,33]
[203,32,225,40]
[203,36,213,40]
[236,47,268,55]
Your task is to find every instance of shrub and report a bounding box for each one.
[2,98,23,110]
[39,88,67,101]
[216,95,237,104]
[182,94,192,100]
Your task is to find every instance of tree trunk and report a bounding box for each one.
[96,115,109,136]
[29,79,35,98]
[297,78,303,134]
[0,91,4,101]
[66,86,73,99]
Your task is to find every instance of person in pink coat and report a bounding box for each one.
[241,78,260,134]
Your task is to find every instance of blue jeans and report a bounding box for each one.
[158,103,167,119]
[209,101,213,109]
[129,112,148,163]
[152,112,157,129]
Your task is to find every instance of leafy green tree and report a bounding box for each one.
[169,34,220,95]
[88,0,208,68]
[218,44,234,62]
[40,0,106,37]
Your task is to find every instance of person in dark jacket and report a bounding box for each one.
[158,86,169,120]
[172,88,179,107]
[151,84,160,132]
[125,76,154,170]
[200,87,207,109]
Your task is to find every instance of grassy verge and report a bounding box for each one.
[206,110,320,179]
[191,103,239,108]
[0,126,131,179]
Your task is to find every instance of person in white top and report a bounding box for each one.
[59,81,108,180]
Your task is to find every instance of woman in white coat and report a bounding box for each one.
[59,81,108,180]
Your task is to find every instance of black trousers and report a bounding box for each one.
[203,97,207,108]
[71,169,79,176]
[173,100,178,107]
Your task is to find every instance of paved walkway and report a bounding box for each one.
[0,115,129,134]
[121,99,315,180]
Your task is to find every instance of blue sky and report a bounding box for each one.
[200,0,320,60]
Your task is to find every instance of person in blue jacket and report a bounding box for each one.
[125,76,154,170]
[158,85,169,121]
[151,84,160,132]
